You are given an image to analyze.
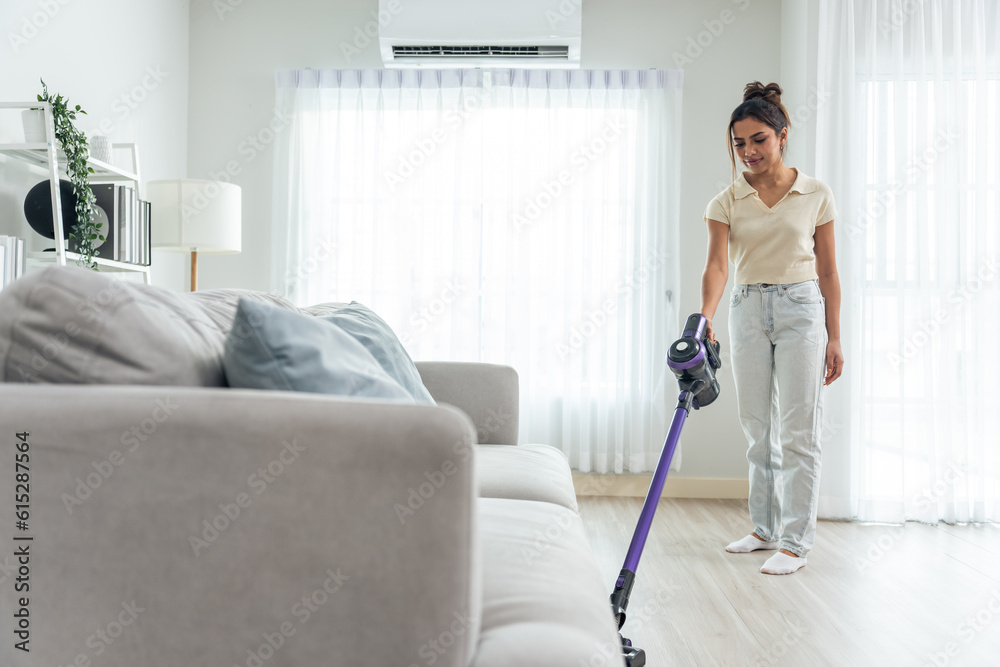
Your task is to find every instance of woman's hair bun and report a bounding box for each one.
[743,81,783,104]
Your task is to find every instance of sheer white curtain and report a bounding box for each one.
[817,0,1000,522]
[271,69,683,473]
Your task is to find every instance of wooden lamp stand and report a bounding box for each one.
[190,249,198,292]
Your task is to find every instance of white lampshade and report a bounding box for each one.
[148,179,241,253]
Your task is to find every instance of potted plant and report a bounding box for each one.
[35,79,102,269]
[21,107,46,143]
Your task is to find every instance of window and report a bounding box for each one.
[272,69,683,472]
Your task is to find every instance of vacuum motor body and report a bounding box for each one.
[666,313,722,407]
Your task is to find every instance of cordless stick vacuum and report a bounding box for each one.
[610,313,722,667]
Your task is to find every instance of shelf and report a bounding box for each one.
[0,102,44,110]
[0,142,48,150]
[27,252,151,274]
[1,101,149,285]
[0,145,140,182]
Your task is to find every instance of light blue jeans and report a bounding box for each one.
[728,280,828,557]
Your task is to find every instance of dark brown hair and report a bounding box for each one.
[727,82,792,188]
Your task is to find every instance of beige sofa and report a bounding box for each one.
[0,267,623,667]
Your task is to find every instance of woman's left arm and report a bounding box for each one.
[814,221,843,385]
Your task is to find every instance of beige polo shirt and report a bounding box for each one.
[704,169,838,285]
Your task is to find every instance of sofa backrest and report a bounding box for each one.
[0,266,300,386]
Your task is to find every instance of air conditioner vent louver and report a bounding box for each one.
[392,45,570,59]
[379,0,580,69]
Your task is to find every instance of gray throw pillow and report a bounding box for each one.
[223,298,415,402]
[322,302,435,405]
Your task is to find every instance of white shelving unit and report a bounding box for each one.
[0,101,151,284]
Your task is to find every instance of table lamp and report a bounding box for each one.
[147,179,241,291]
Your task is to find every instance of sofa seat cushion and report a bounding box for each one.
[475,444,578,512]
[475,497,622,667]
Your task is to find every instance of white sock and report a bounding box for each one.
[760,552,807,575]
[725,534,779,553]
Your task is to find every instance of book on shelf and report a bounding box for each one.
[119,186,128,263]
[91,184,118,261]
[90,184,149,266]
[0,235,26,290]
[141,200,151,266]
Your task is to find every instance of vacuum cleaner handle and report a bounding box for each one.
[682,313,722,369]
[706,336,722,370]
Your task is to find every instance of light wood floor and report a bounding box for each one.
[577,497,1000,667]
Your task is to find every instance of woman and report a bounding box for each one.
[700,82,843,575]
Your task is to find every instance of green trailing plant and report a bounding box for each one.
[36,79,101,269]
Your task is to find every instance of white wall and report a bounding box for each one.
[186,0,790,479]
[0,0,835,482]
[0,0,801,481]
[0,0,190,291]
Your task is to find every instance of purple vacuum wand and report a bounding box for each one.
[611,313,722,667]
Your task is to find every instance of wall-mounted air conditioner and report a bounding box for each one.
[379,0,582,69]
